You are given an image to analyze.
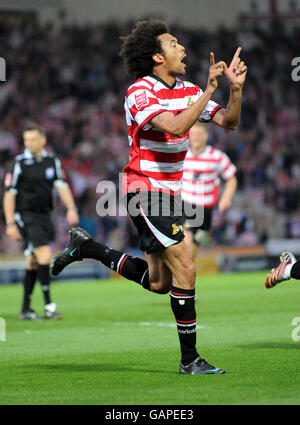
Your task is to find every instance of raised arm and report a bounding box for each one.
[211,47,247,130]
[150,53,226,137]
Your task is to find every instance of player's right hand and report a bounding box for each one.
[207,53,226,92]
[6,223,21,241]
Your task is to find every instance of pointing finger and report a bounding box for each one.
[210,52,215,66]
[230,46,242,68]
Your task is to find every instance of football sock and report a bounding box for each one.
[22,269,37,312]
[291,262,300,279]
[36,265,51,304]
[170,286,199,366]
[80,239,150,289]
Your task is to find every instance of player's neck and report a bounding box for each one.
[191,146,206,155]
[34,150,43,158]
[151,69,176,88]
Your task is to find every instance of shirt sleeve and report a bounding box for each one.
[4,159,22,194]
[125,86,168,130]
[217,151,237,180]
[196,87,223,122]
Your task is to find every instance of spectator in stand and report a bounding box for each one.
[0,18,299,251]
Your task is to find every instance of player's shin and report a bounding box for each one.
[80,239,150,289]
[170,286,199,365]
[36,264,51,304]
[22,269,37,311]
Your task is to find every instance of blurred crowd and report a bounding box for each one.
[0,15,299,254]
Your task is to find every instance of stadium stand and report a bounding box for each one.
[0,15,299,270]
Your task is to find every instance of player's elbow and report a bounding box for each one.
[173,130,186,138]
[221,112,239,130]
[168,125,186,138]
[224,117,239,130]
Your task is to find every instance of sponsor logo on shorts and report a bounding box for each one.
[172,223,183,235]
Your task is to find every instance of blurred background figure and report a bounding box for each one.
[3,123,79,319]
[182,122,237,259]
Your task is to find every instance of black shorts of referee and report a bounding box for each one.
[126,191,185,254]
[14,211,55,256]
[182,201,212,246]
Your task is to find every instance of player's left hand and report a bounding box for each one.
[66,209,79,227]
[218,197,231,212]
[223,47,247,90]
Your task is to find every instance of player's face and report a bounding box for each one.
[157,33,186,75]
[23,130,46,157]
[189,125,208,152]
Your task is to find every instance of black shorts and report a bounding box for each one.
[183,202,212,245]
[126,191,185,254]
[15,211,55,255]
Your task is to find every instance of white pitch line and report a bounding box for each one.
[100,321,210,329]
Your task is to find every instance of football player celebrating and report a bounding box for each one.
[51,20,247,374]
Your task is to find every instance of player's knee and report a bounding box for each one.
[176,261,196,289]
[184,261,196,285]
[149,281,171,295]
[34,246,52,265]
[27,256,38,270]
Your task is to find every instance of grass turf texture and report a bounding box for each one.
[1,271,300,405]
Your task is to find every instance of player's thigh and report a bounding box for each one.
[25,254,38,270]
[158,240,196,289]
[145,252,173,293]
[33,245,52,265]
[24,213,54,263]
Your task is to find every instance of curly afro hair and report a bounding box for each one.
[120,19,169,79]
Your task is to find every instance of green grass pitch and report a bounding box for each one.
[1,271,300,405]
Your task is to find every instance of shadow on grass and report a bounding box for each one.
[16,363,175,375]
[237,342,300,350]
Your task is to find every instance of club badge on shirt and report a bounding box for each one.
[135,91,149,110]
[187,96,195,107]
[45,167,55,179]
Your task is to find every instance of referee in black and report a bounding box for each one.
[3,123,79,320]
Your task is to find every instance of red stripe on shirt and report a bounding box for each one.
[155,86,199,99]
[142,170,183,181]
[126,85,154,98]
[182,178,215,185]
[140,149,187,163]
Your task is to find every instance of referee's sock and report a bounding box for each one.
[80,239,150,290]
[22,269,37,312]
[36,264,51,305]
[170,286,199,366]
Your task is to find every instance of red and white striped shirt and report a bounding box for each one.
[122,75,222,195]
[182,145,236,207]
